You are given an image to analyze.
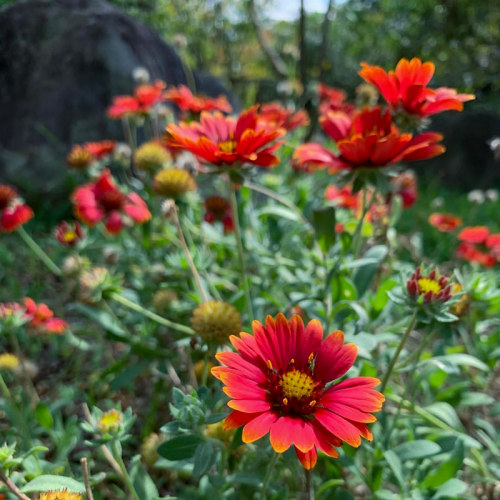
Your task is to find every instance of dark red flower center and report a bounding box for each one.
[0,186,17,210]
[265,357,324,416]
[98,190,125,211]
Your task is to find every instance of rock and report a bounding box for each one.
[0,0,237,201]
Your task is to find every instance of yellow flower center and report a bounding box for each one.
[0,353,20,370]
[279,368,316,399]
[63,231,77,242]
[417,278,441,295]
[98,409,122,432]
[218,139,237,153]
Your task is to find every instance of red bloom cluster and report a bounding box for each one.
[213,314,384,470]
[204,196,234,233]
[324,185,359,210]
[257,102,309,132]
[428,213,463,232]
[24,298,68,334]
[456,226,499,267]
[317,83,354,116]
[55,221,84,247]
[359,58,474,118]
[108,80,166,119]
[0,185,33,232]
[407,267,453,304]
[67,141,116,169]
[72,170,151,234]
[165,106,286,168]
[163,84,232,115]
[294,106,444,171]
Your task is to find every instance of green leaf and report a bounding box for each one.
[430,354,489,372]
[432,479,467,499]
[312,206,336,253]
[384,450,405,489]
[192,441,214,478]
[257,205,301,223]
[370,279,398,313]
[21,475,85,493]
[422,440,464,489]
[392,440,441,461]
[157,434,202,460]
[71,303,127,338]
[110,362,148,391]
[459,392,495,407]
[424,403,464,430]
[34,403,54,430]
[353,245,388,296]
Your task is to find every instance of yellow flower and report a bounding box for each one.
[66,145,94,169]
[153,168,197,198]
[98,409,123,433]
[0,353,20,371]
[39,490,82,500]
[191,301,242,345]
[134,141,171,171]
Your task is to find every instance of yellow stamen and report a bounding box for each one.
[309,400,316,407]
[308,352,314,364]
[282,397,288,405]
[218,139,237,154]
[63,231,77,242]
[290,358,295,364]
[267,360,273,370]
[417,278,441,295]
[280,369,316,399]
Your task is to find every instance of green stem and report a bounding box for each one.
[260,452,279,500]
[352,187,370,258]
[17,226,62,276]
[228,180,254,321]
[305,468,313,500]
[201,350,210,386]
[245,181,312,230]
[380,312,417,393]
[111,440,141,500]
[172,203,208,302]
[109,292,194,335]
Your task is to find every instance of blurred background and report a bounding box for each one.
[0,0,499,203]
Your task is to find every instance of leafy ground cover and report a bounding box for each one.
[0,59,499,500]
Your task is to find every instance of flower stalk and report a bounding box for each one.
[260,452,279,500]
[111,440,141,500]
[380,311,418,392]
[228,179,254,321]
[17,226,62,277]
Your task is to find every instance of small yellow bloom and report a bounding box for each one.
[134,141,171,171]
[98,409,123,433]
[191,301,242,345]
[0,353,20,371]
[153,168,197,198]
[39,490,82,500]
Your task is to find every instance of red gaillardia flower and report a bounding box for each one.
[0,185,34,232]
[456,243,495,268]
[204,195,234,233]
[165,106,286,169]
[458,226,489,244]
[257,102,309,132]
[24,298,68,334]
[163,85,232,114]
[406,267,453,304]
[324,185,359,210]
[359,58,475,117]
[428,213,463,232]
[293,106,444,172]
[212,313,384,469]
[55,221,84,247]
[72,169,151,234]
[84,140,117,159]
[108,80,166,119]
[317,83,355,116]
[67,141,116,168]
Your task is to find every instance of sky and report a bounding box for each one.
[264,0,333,21]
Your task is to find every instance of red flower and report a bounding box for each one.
[428,213,462,232]
[204,196,234,233]
[456,243,495,267]
[212,313,384,470]
[163,85,232,114]
[0,185,34,232]
[458,226,489,244]
[165,106,285,168]
[359,58,474,117]
[72,170,151,234]
[293,106,444,171]
[108,81,166,119]
[485,234,500,249]
[324,185,359,210]
[317,83,355,116]
[390,170,417,208]
[55,221,84,247]
[84,140,117,159]
[23,298,68,334]
[257,102,309,132]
